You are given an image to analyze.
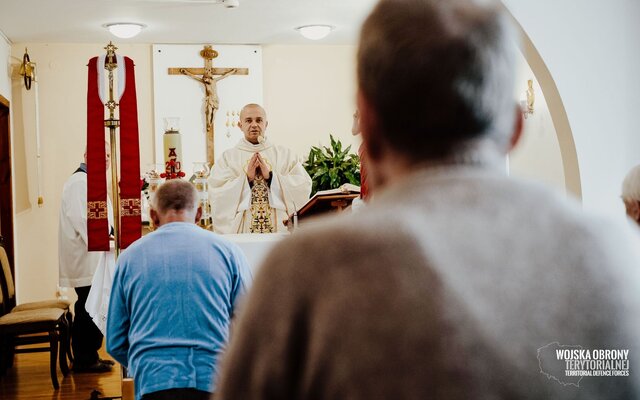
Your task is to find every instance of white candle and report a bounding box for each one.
[163,131,183,179]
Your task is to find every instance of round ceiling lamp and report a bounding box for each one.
[295,25,334,40]
[104,23,146,39]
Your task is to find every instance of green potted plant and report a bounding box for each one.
[304,135,361,196]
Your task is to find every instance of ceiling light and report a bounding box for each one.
[296,25,333,40]
[104,23,146,39]
[220,0,240,8]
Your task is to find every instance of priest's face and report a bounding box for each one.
[239,106,268,144]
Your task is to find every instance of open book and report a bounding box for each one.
[310,183,361,200]
[288,183,361,226]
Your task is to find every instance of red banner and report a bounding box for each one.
[119,57,141,249]
[86,55,141,251]
[86,56,110,251]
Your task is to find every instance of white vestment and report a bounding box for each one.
[58,170,113,288]
[209,138,312,234]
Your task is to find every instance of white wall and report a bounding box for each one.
[504,0,640,218]
[263,45,359,160]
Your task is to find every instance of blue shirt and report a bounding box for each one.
[106,222,252,399]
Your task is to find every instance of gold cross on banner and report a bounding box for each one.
[168,45,249,166]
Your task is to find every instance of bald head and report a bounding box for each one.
[239,103,268,144]
[240,103,266,119]
[150,180,200,227]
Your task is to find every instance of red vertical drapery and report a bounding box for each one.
[87,55,141,251]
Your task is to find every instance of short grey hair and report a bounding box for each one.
[357,0,518,161]
[151,179,198,214]
[622,165,640,201]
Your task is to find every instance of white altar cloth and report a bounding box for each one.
[86,233,286,335]
[224,233,287,275]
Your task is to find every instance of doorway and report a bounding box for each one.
[0,94,14,278]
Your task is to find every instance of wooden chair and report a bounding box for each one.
[0,283,70,389]
[0,245,73,364]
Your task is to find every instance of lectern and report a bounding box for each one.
[288,184,360,227]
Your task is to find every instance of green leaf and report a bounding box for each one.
[304,134,362,195]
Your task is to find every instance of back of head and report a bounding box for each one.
[622,164,640,202]
[358,0,518,161]
[621,164,640,222]
[151,179,198,216]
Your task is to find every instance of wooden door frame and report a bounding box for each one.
[0,94,15,279]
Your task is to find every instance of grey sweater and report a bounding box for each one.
[216,164,640,400]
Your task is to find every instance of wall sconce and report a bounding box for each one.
[295,25,334,40]
[104,23,146,39]
[521,79,535,119]
[19,48,36,90]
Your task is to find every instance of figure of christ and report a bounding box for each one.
[180,67,237,137]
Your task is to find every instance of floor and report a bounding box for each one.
[0,346,122,400]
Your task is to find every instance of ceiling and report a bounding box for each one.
[0,0,377,45]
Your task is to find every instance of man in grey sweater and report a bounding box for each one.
[215,0,640,398]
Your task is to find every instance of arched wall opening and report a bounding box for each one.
[505,8,582,200]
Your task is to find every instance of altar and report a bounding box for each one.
[224,233,286,274]
[86,232,287,335]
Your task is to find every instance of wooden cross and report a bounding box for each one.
[169,45,248,166]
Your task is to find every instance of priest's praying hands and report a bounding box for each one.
[247,152,271,184]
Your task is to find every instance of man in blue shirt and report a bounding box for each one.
[107,179,252,400]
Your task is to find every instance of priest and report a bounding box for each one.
[208,103,312,234]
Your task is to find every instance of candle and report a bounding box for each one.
[163,132,182,179]
[163,129,184,179]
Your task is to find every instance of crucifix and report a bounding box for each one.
[168,45,248,166]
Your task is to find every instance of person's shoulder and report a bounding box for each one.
[207,232,247,257]
[64,170,86,185]
[508,177,619,230]
[61,171,87,196]
[117,234,151,266]
[213,146,241,167]
[271,142,296,155]
[506,176,640,273]
[179,226,246,257]
[568,209,640,264]
[221,145,240,155]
